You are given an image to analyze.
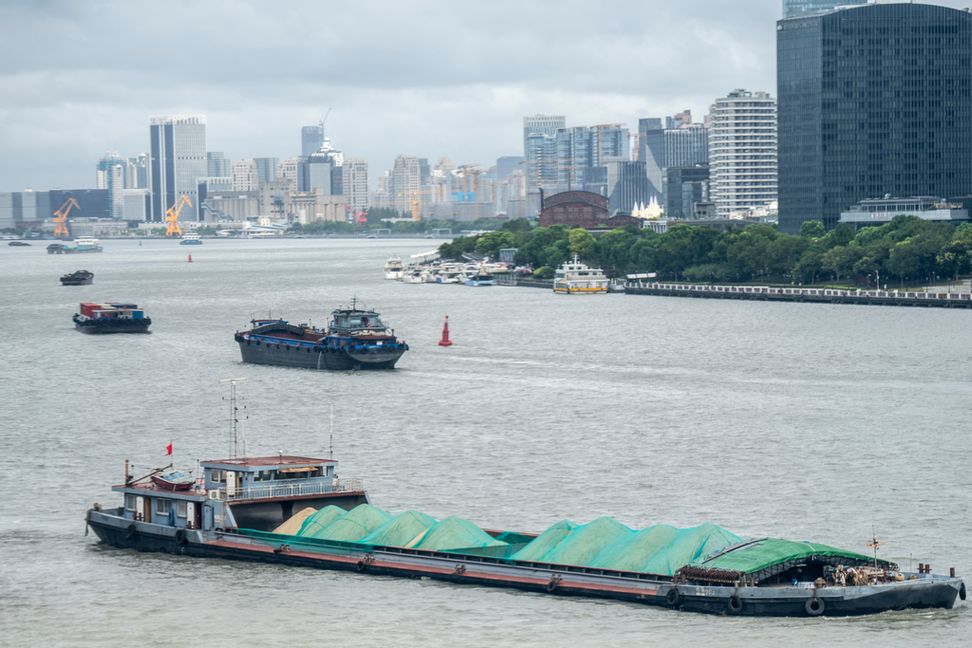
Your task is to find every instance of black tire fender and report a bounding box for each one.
[356,560,367,572]
[175,529,188,546]
[960,582,966,601]
[727,594,744,614]
[805,597,825,616]
[666,587,680,608]
[545,580,558,593]
[126,523,137,541]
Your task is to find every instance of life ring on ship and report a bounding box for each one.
[960,583,967,601]
[804,597,825,616]
[666,587,681,608]
[175,529,188,546]
[126,523,137,542]
[726,594,744,614]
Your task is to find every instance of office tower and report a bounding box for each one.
[555,126,593,191]
[303,151,333,194]
[494,156,524,183]
[96,153,125,218]
[232,159,259,191]
[664,165,710,219]
[777,3,972,231]
[277,158,300,193]
[253,157,279,185]
[301,124,324,157]
[390,155,422,214]
[343,158,369,211]
[782,0,864,19]
[591,124,630,164]
[638,114,708,203]
[125,154,149,190]
[709,90,778,219]
[207,151,231,177]
[149,115,206,221]
[606,161,651,213]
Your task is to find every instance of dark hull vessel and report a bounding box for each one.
[86,452,965,618]
[235,303,407,371]
[61,270,94,286]
[74,316,152,334]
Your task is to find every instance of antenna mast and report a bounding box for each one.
[329,404,334,459]
[221,378,248,458]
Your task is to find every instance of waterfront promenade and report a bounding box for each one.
[624,281,972,309]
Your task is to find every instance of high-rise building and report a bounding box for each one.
[390,155,422,214]
[606,161,651,214]
[96,153,126,218]
[149,115,206,222]
[207,151,231,177]
[555,126,593,191]
[664,165,710,219]
[301,124,324,157]
[782,0,864,19]
[777,3,972,232]
[638,114,708,203]
[343,158,369,211]
[709,90,778,219]
[523,115,565,204]
[277,158,300,193]
[253,157,279,185]
[232,159,259,191]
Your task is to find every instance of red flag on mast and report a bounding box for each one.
[166,441,173,456]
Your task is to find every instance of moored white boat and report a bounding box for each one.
[554,255,608,294]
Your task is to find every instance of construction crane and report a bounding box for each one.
[165,195,193,237]
[52,197,80,238]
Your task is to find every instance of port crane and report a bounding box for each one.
[165,195,192,237]
[52,197,80,238]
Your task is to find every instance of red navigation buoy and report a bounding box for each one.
[187,253,193,263]
[438,315,453,347]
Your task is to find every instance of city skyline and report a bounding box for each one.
[5,0,968,192]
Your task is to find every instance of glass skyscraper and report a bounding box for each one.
[777,3,972,232]
[783,1,865,19]
[149,115,207,222]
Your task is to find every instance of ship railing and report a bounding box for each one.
[225,478,364,501]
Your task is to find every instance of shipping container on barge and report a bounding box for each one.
[86,453,965,617]
[234,301,407,370]
[73,302,151,334]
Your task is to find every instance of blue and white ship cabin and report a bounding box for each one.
[109,455,368,537]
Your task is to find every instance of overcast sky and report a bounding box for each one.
[0,0,967,191]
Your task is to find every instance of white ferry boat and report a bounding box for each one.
[384,257,404,280]
[179,233,203,245]
[553,255,608,294]
[73,236,104,253]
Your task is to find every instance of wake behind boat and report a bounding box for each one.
[235,300,408,370]
[87,447,965,617]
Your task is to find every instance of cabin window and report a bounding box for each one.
[211,470,223,483]
[125,494,137,511]
[326,466,334,477]
[176,501,187,518]
[155,499,171,514]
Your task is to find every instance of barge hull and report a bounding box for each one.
[86,512,962,617]
[236,338,403,370]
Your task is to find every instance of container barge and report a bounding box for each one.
[86,453,965,617]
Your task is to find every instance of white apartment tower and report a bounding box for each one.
[708,90,778,219]
[232,159,259,191]
[342,158,369,211]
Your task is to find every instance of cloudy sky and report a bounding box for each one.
[0,0,967,190]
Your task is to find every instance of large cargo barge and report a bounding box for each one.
[235,301,407,370]
[86,453,965,617]
[73,302,151,334]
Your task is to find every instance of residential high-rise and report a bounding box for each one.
[301,124,324,157]
[782,0,864,19]
[523,115,565,205]
[125,154,149,190]
[709,90,778,219]
[777,3,972,232]
[389,155,422,214]
[96,153,125,218]
[232,159,259,191]
[149,115,206,222]
[343,158,369,211]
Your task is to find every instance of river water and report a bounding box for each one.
[0,238,969,647]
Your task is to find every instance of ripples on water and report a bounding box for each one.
[0,239,969,646]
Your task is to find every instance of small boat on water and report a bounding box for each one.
[60,270,94,286]
[73,237,104,253]
[73,302,152,334]
[7,241,30,247]
[554,255,609,294]
[179,233,203,245]
[465,269,494,287]
[384,257,404,280]
[86,448,966,617]
[150,470,196,491]
[235,300,408,370]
